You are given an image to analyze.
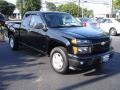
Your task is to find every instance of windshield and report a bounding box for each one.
[43,13,81,28]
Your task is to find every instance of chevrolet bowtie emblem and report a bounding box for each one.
[101,42,106,45]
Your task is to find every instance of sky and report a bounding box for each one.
[5,0,109,5]
[5,0,111,17]
[5,0,16,4]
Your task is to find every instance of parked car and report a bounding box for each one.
[96,17,104,23]
[76,17,98,28]
[7,11,113,74]
[99,18,120,36]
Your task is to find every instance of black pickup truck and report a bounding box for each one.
[7,11,113,74]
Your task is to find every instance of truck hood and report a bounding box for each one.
[54,27,109,39]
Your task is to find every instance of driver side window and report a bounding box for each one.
[30,15,43,28]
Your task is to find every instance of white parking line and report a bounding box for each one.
[34,76,43,83]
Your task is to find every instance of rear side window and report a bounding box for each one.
[103,19,112,23]
[22,16,31,28]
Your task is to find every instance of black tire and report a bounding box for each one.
[9,35,19,50]
[50,47,69,74]
[109,28,117,36]
[94,63,103,71]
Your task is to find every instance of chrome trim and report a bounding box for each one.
[78,40,111,47]
[68,49,113,60]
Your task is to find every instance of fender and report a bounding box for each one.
[48,36,72,55]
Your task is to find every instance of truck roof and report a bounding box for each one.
[25,11,68,15]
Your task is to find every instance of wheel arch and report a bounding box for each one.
[109,27,117,35]
[8,30,15,38]
[48,39,69,56]
[109,27,116,32]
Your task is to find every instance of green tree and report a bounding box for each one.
[0,0,15,17]
[16,0,22,12]
[113,0,120,9]
[57,3,80,17]
[46,2,56,11]
[16,0,41,17]
[57,2,93,17]
[83,8,94,17]
[24,0,41,11]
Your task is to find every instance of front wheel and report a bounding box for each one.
[109,28,117,36]
[94,63,103,71]
[9,35,19,50]
[50,47,69,74]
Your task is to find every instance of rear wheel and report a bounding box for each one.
[50,47,69,74]
[9,35,19,50]
[109,28,117,36]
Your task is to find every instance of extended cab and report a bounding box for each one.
[7,11,113,74]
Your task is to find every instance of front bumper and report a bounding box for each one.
[68,50,113,69]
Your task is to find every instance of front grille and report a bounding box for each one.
[92,41,110,54]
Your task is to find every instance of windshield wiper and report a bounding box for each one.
[66,25,81,27]
[51,25,81,28]
[51,25,64,28]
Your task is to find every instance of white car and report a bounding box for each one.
[99,18,120,36]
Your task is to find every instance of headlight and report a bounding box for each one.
[71,39,90,45]
[78,47,91,54]
[71,39,91,54]
[72,46,91,54]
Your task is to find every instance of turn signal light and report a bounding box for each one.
[73,46,78,54]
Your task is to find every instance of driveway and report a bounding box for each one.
[0,36,120,90]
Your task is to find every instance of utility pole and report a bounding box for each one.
[21,0,23,19]
[82,1,87,18]
[110,0,113,18]
[77,0,80,17]
[82,2,83,18]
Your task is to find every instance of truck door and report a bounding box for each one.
[20,15,31,45]
[28,15,48,53]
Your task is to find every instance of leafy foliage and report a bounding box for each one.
[57,3,93,17]
[24,0,41,11]
[16,0,22,12]
[57,3,80,17]
[113,0,120,9]
[46,2,57,11]
[16,0,41,16]
[83,8,94,17]
[0,0,15,17]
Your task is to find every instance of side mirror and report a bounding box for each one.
[33,23,48,31]
[33,23,44,29]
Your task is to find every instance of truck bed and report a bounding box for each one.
[5,20,21,30]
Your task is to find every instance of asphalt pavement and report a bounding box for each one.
[0,36,120,90]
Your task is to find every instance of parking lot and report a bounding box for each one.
[0,36,120,90]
